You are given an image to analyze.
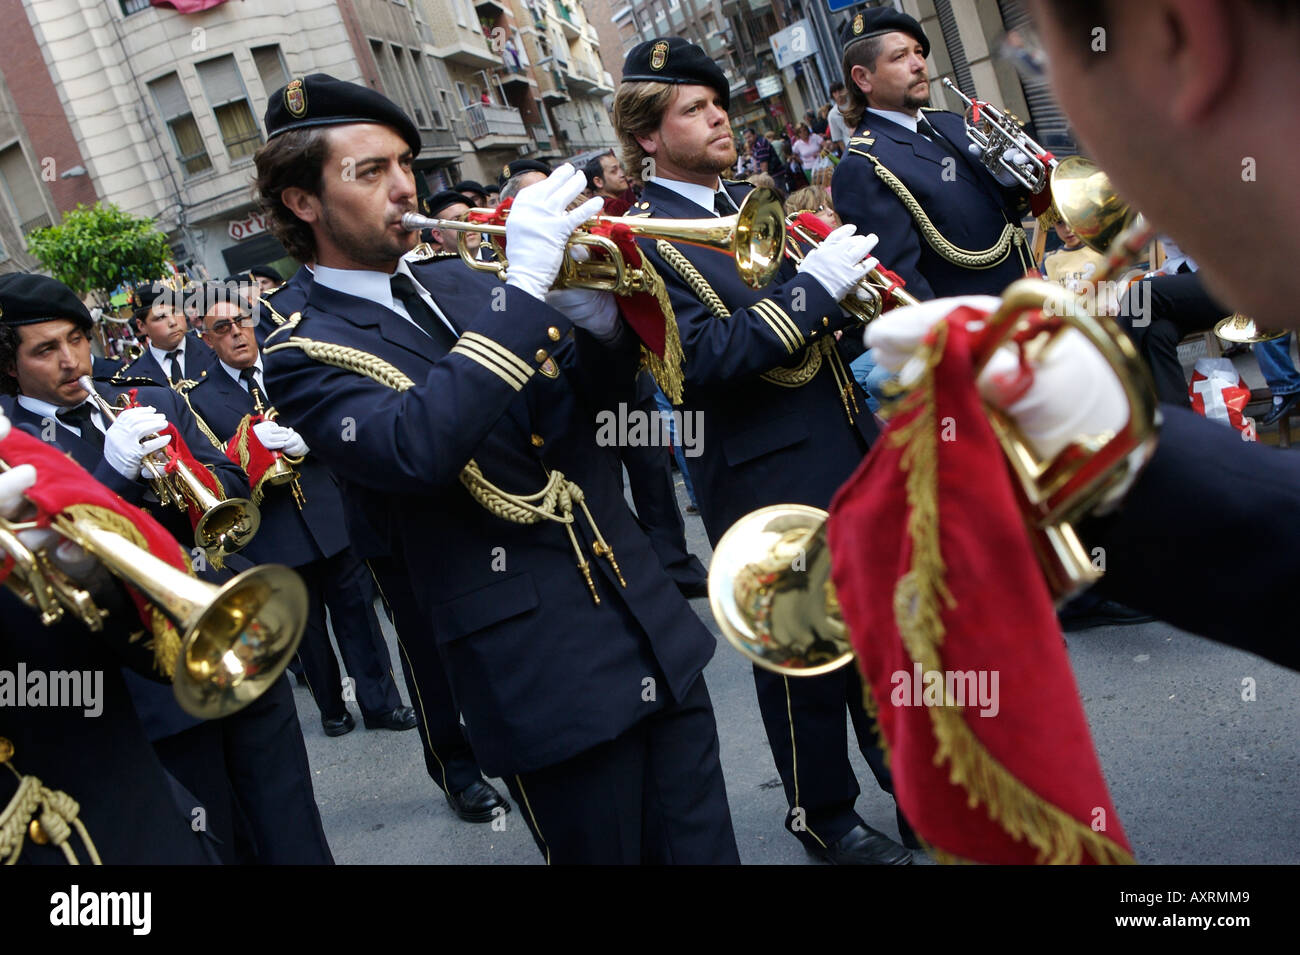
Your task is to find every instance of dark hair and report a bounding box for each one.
[829,81,845,95]
[612,80,679,179]
[841,35,886,129]
[0,323,20,397]
[583,156,605,190]
[252,127,331,263]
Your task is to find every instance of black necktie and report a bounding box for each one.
[390,274,456,349]
[714,190,738,217]
[917,116,961,161]
[165,349,182,383]
[239,367,267,410]
[57,403,104,452]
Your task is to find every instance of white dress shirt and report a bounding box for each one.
[15,394,107,441]
[313,262,459,338]
[148,337,193,379]
[647,176,739,216]
[867,106,922,134]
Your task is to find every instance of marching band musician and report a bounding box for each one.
[255,74,738,863]
[122,280,218,385]
[256,263,511,824]
[0,273,333,864]
[831,8,1036,301]
[612,37,914,865]
[183,284,419,740]
[859,0,1300,674]
[0,408,217,864]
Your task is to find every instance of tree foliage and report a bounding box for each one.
[26,203,172,298]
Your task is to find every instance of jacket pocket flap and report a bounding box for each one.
[723,411,807,467]
[434,573,540,642]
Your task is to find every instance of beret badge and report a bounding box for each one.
[650,40,669,71]
[852,13,864,35]
[284,78,307,119]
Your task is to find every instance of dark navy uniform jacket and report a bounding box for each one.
[182,363,350,570]
[122,333,218,384]
[262,256,716,777]
[1089,405,1300,672]
[4,380,252,741]
[831,108,1032,301]
[256,265,313,346]
[0,590,213,864]
[633,179,879,544]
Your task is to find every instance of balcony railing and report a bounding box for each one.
[21,213,53,235]
[464,102,528,141]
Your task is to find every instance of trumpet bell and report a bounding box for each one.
[174,564,309,718]
[194,497,261,557]
[730,187,786,289]
[707,504,853,676]
[1050,156,1134,255]
[1214,312,1286,344]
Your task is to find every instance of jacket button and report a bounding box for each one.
[547,326,561,341]
[535,348,548,362]
[822,316,830,326]
[530,434,544,447]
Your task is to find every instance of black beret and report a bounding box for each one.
[622,37,729,111]
[265,74,421,157]
[0,273,92,330]
[130,277,189,318]
[484,183,500,195]
[248,265,282,283]
[497,158,551,187]
[422,190,472,218]
[453,180,487,198]
[840,7,930,58]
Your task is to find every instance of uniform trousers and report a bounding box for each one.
[154,674,334,865]
[753,662,899,850]
[294,548,403,721]
[368,555,486,796]
[504,675,739,864]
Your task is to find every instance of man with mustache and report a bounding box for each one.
[831,7,1037,300]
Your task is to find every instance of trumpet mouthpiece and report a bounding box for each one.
[76,375,95,394]
[401,212,437,232]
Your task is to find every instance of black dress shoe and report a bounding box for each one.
[1059,599,1155,632]
[322,712,355,737]
[362,706,418,731]
[446,779,511,823]
[811,824,913,865]
[1260,392,1300,426]
[676,577,709,599]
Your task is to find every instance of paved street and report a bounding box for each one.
[297,474,1300,865]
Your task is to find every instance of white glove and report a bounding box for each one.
[969,143,1030,187]
[504,164,606,301]
[866,296,1128,461]
[544,288,621,343]
[253,420,309,456]
[0,423,97,579]
[103,406,171,481]
[796,224,880,301]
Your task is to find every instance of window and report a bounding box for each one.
[0,145,49,234]
[148,73,214,177]
[251,45,289,98]
[412,53,446,129]
[195,55,261,161]
[394,47,430,128]
[371,41,415,123]
[120,0,150,14]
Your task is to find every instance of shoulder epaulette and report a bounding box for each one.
[100,374,160,388]
[625,200,653,218]
[264,312,304,344]
[848,134,876,157]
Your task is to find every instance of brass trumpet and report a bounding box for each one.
[942,78,1054,193]
[247,385,307,509]
[1213,312,1286,345]
[400,187,787,292]
[784,214,921,323]
[709,215,1162,675]
[0,460,307,718]
[78,376,260,560]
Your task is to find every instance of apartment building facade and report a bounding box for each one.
[0,0,618,283]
